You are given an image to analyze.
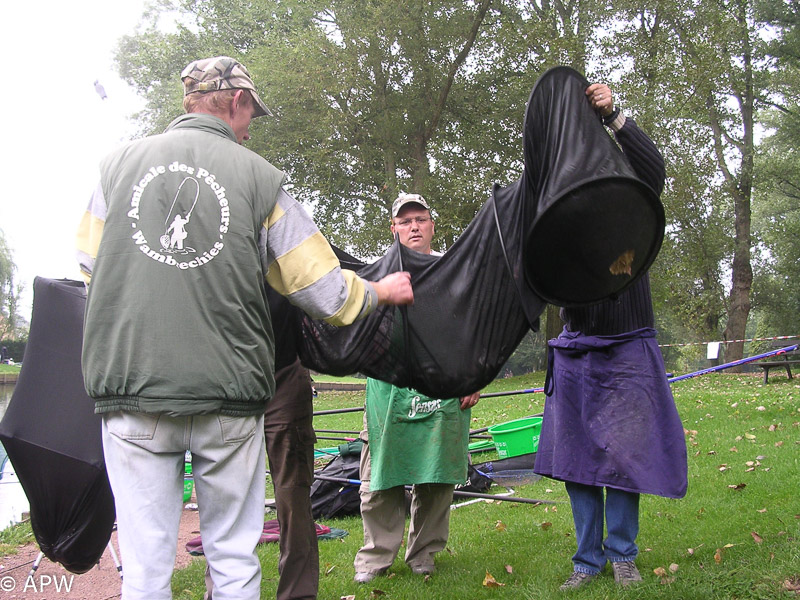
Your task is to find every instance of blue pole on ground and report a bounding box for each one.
[667,344,799,383]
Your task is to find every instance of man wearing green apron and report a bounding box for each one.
[353,194,480,583]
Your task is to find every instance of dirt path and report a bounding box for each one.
[0,506,203,599]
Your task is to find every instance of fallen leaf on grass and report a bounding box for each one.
[325,563,336,575]
[653,567,667,577]
[730,446,738,452]
[669,563,679,573]
[714,548,722,564]
[687,544,704,555]
[505,565,513,574]
[745,433,756,440]
[541,522,552,531]
[751,531,763,544]
[483,570,506,587]
[728,483,746,490]
[775,441,784,447]
[340,596,355,600]
[495,520,506,531]
[783,576,800,592]
[768,424,777,432]
[757,508,767,513]
[370,590,386,597]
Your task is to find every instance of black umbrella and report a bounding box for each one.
[0,277,115,574]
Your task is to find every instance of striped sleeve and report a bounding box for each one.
[260,188,378,326]
[75,181,107,284]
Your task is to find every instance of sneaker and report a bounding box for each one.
[559,571,595,591]
[612,561,642,586]
[353,569,385,584]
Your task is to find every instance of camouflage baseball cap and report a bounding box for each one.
[181,56,272,118]
[391,193,431,218]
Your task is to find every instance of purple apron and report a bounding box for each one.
[534,327,687,498]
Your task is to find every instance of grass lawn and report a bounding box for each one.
[3,371,798,598]
[0,363,22,375]
[173,371,800,599]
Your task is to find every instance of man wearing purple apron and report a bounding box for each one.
[534,83,688,590]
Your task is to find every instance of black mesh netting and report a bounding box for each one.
[298,66,664,398]
[0,278,115,574]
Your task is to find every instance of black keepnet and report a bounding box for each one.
[0,278,115,574]
[300,216,536,399]
[521,66,665,306]
[298,67,664,396]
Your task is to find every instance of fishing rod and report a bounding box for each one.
[479,388,543,398]
[315,429,361,435]
[313,406,364,416]
[668,344,799,383]
[312,474,561,506]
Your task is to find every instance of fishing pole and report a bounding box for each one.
[312,474,561,506]
[668,344,800,383]
[479,388,543,398]
[313,406,364,416]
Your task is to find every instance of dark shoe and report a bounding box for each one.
[559,571,596,591]
[612,561,642,586]
[354,569,386,583]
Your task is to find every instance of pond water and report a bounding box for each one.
[0,383,30,531]
[0,383,13,415]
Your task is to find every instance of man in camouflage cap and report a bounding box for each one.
[181,56,272,117]
[78,56,413,599]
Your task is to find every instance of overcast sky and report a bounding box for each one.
[1,0,149,319]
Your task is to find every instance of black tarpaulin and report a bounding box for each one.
[0,277,115,574]
[298,66,664,397]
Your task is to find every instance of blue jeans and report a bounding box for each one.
[565,481,640,574]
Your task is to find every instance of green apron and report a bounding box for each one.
[365,378,470,491]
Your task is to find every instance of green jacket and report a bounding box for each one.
[83,113,284,416]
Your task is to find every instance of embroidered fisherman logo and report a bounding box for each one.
[126,162,230,270]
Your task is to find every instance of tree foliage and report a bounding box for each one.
[750,0,800,339]
[0,230,26,341]
[112,0,798,362]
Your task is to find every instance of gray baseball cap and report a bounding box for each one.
[181,56,272,118]
[391,193,431,218]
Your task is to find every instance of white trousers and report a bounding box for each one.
[102,411,266,600]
